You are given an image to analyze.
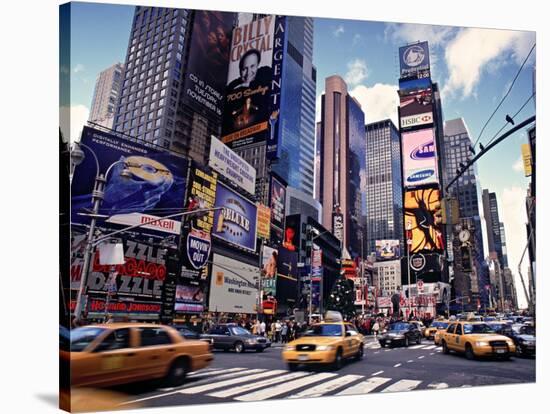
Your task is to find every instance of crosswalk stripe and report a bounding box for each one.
[235,373,337,401]
[428,382,449,389]
[336,377,392,396]
[179,369,277,394]
[409,345,425,349]
[288,375,363,399]
[381,379,422,393]
[208,371,309,398]
[424,345,437,350]
[188,367,245,377]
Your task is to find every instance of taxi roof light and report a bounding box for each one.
[324,310,343,322]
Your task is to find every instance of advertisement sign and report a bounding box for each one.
[212,182,258,252]
[398,77,431,95]
[270,175,286,244]
[402,128,439,187]
[521,143,532,177]
[399,41,431,79]
[399,87,433,119]
[261,246,278,297]
[282,214,300,252]
[179,228,211,280]
[222,15,286,150]
[276,247,298,307]
[209,135,256,194]
[375,240,401,260]
[187,167,218,233]
[257,204,271,240]
[174,283,205,313]
[332,212,344,242]
[72,126,188,229]
[410,253,426,271]
[182,11,234,118]
[400,112,434,130]
[82,299,162,316]
[311,246,322,281]
[404,189,444,253]
[209,254,258,314]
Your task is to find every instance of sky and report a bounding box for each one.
[64,2,536,308]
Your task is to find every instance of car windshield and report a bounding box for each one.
[520,326,535,336]
[304,324,343,337]
[70,327,107,352]
[230,326,251,336]
[463,324,495,334]
[431,322,449,329]
[389,323,410,331]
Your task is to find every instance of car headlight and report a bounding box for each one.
[246,339,257,344]
[506,340,515,346]
[394,335,404,339]
[284,345,295,351]
[475,341,489,346]
[316,345,334,351]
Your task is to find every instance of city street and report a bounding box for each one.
[107,338,535,409]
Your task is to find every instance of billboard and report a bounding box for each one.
[257,204,271,240]
[399,41,431,79]
[221,15,286,150]
[375,240,401,260]
[276,247,298,309]
[179,227,211,280]
[174,283,205,313]
[270,175,287,244]
[398,77,431,95]
[402,128,439,187]
[209,135,256,194]
[261,246,278,297]
[209,254,258,314]
[212,182,258,252]
[182,11,234,118]
[404,188,444,253]
[399,87,433,119]
[332,212,344,243]
[72,126,188,230]
[187,166,218,234]
[282,214,301,252]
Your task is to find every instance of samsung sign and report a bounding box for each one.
[411,140,435,160]
[402,129,439,188]
[407,169,436,183]
[400,112,433,129]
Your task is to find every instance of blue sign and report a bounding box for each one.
[410,141,435,159]
[212,182,258,252]
[407,169,436,183]
[186,229,211,270]
[399,41,430,79]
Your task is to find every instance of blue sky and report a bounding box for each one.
[64,2,536,307]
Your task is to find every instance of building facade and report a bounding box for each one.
[364,119,403,256]
[318,75,366,256]
[89,63,124,129]
[373,260,402,297]
[482,189,505,266]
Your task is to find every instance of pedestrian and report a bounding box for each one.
[260,320,266,337]
[269,321,276,341]
[372,320,380,337]
[275,320,282,342]
[281,321,289,343]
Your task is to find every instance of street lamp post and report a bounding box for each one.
[308,229,331,324]
[406,220,413,319]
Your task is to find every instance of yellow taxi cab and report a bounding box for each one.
[440,321,516,359]
[425,320,449,340]
[282,311,364,370]
[65,323,213,388]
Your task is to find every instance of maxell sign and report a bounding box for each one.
[400,112,433,129]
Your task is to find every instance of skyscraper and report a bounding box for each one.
[113,7,236,164]
[232,15,317,206]
[318,75,365,256]
[89,63,124,129]
[482,189,504,266]
[364,119,403,256]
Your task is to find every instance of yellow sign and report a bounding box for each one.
[521,144,532,177]
[257,204,271,239]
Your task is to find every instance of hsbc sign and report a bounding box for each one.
[400,112,433,129]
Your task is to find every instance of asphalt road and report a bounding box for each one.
[108,337,535,409]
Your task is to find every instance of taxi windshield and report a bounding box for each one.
[431,322,449,329]
[304,324,343,337]
[70,327,107,351]
[463,323,495,334]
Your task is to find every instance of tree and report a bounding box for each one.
[326,278,356,320]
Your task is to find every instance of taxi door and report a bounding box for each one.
[344,324,361,357]
[443,323,457,350]
[130,326,177,380]
[452,323,465,351]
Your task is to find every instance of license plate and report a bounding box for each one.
[298,354,309,361]
[495,349,505,354]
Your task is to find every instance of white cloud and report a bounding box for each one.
[73,63,85,73]
[441,28,535,100]
[385,23,455,47]
[333,25,344,37]
[349,83,399,127]
[315,92,324,124]
[512,156,524,172]
[352,34,362,45]
[344,59,369,86]
[60,105,90,143]
[500,187,530,308]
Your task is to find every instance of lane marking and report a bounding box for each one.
[179,370,278,394]
[235,373,337,401]
[428,382,449,389]
[430,353,435,355]
[371,370,384,376]
[208,372,309,398]
[336,377,392,396]
[288,375,363,399]
[394,363,402,367]
[424,345,437,350]
[407,360,414,363]
[409,345,425,349]
[418,356,425,359]
[381,379,422,393]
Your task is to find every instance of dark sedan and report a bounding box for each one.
[501,324,536,357]
[378,322,423,348]
[202,324,271,353]
[172,325,214,345]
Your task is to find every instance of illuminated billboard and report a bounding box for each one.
[375,240,401,260]
[404,188,444,253]
[402,128,439,187]
[399,87,433,119]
